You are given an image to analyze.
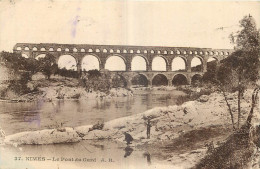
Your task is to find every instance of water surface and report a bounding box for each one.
[0,90,185,135]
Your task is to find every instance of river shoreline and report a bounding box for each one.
[1,88,259,168]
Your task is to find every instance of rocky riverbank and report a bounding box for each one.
[1,89,259,168]
[0,78,134,102]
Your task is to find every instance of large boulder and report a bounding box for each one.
[4,127,81,145]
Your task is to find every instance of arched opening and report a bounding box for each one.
[152,56,166,71]
[24,47,30,51]
[131,74,148,87]
[191,74,202,85]
[21,54,29,58]
[172,74,188,86]
[131,56,147,71]
[40,48,46,51]
[81,49,85,52]
[105,55,126,71]
[152,74,168,86]
[16,47,22,51]
[191,56,203,72]
[112,74,127,88]
[81,55,100,71]
[35,54,46,60]
[172,57,186,71]
[58,55,77,71]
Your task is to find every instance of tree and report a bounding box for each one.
[38,53,58,79]
[0,51,25,72]
[88,69,101,79]
[218,15,260,130]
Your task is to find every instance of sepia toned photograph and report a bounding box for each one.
[0,0,260,169]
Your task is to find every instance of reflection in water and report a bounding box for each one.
[124,146,134,158]
[143,152,152,165]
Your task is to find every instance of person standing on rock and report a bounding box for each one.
[146,119,152,139]
[124,132,133,145]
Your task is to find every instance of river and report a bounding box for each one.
[0,89,185,135]
[0,89,185,169]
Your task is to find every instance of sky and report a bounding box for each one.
[0,0,260,70]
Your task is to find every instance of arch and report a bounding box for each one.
[73,48,78,52]
[144,50,148,54]
[81,49,85,52]
[215,51,219,55]
[152,56,167,71]
[24,47,30,51]
[109,49,114,53]
[33,47,37,51]
[194,51,198,55]
[65,48,70,52]
[191,56,203,72]
[103,49,107,53]
[105,55,126,71]
[16,47,22,51]
[151,50,155,54]
[81,54,100,71]
[88,49,93,52]
[137,50,141,54]
[183,51,187,54]
[191,74,202,85]
[131,74,149,87]
[200,51,203,55]
[57,48,62,52]
[22,53,29,58]
[152,74,168,86]
[207,57,218,62]
[172,74,188,86]
[96,49,100,53]
[205,51,209,55]
[172,56,187,71]
[40,48,46,51]
[170,51,174,54]
[131,55,147,71]
[164,51,167,54]
[189,51,193,54]
[49,48,54,52]
[130,50,134,53]
[35,54,46,60]
[157,50,161,54]
[123,49,127,53]
[221,51,224,55]
[177,50,180,54]
[210,51,214,55]
[58,55,77,71]
[111,74,127,88]
[116,49,120,53]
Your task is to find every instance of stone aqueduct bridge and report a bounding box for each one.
[13,43,233,86]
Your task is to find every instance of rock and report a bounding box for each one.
[4,127,81,145]
[82,130,113,140]
[75,125,93,135]
[198,95,209,102]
